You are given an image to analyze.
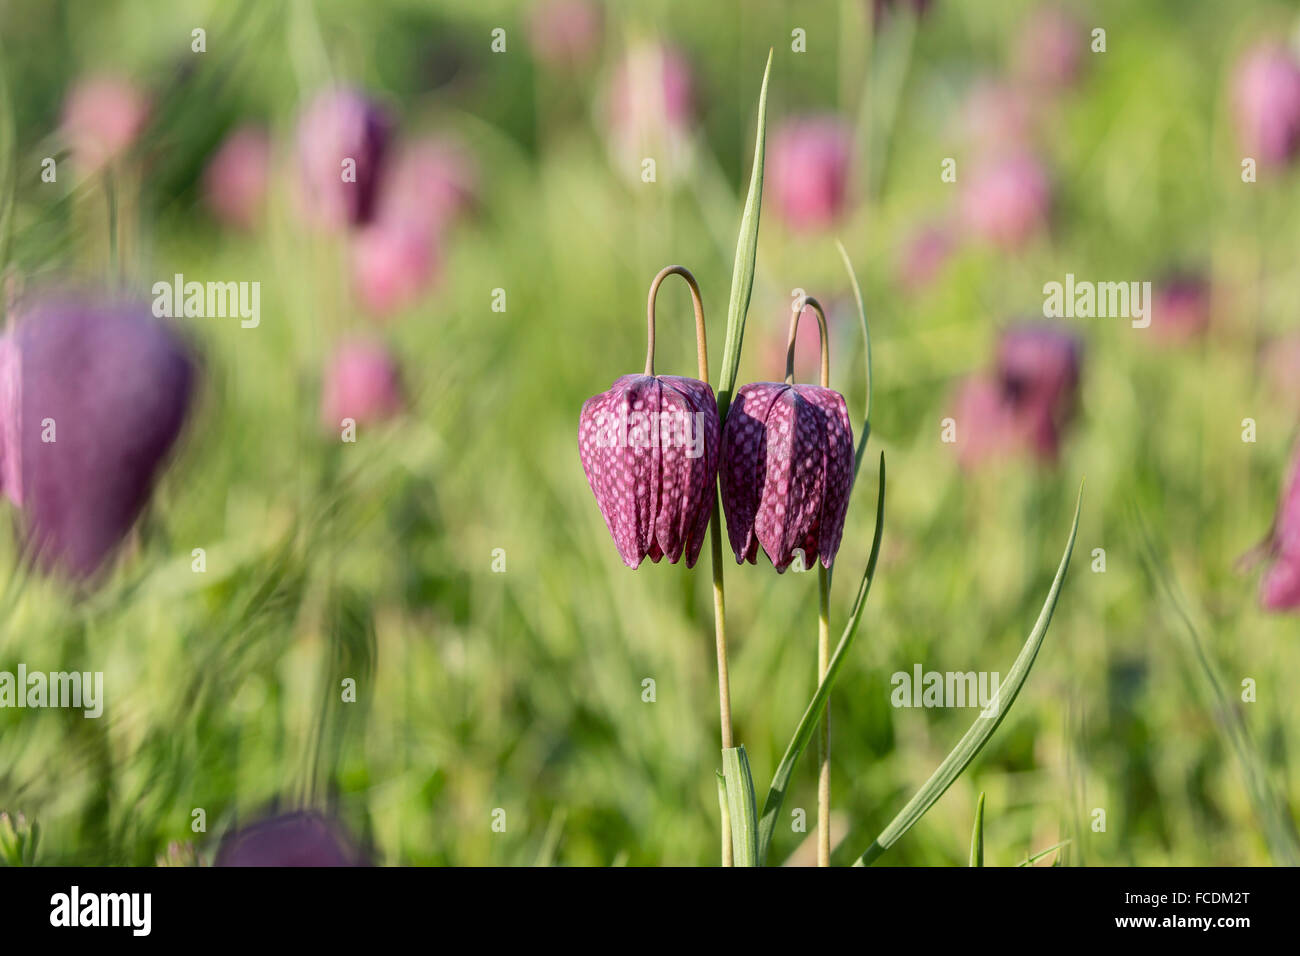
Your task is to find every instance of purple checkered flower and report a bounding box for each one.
[214,812,366,867]
[720,380,854,572]
[0,295,195,581]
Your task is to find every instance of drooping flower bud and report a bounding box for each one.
[1233,43,1300,168]
[296,88,392,229]
[321,341,405,428]
[204,125,271,231]
[578,267,719,569]
[720,298,854,571]
[61,74,150,172]
[0,295,195,581]
[961,152,1051,249]
[214,812,366,866]
[768,116,853,231]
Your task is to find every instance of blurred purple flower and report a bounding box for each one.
[578,374,719,569]
[961,152,1051,249]
[768,116,854,232]
[321,341,405,428]
[203,125,270,231]
[296,89,392,229]
[376,137,477,237]
[1259,443,1300,611]
[1233,43,1300,167]
[61,75,150,171]
[995,322,1082,461]
[606,44,695,176]
[215,812,366,867]
[0,296,195,580]
[1015,6,1085,91]
[352,222,438,317]
[898,224,955,291]
[719,381,854,572]
[529,0,603,70]
[1151,275,1212,344]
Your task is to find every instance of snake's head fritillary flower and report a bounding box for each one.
[61,75,150,172]
[578,267,720,569]
[579,374,719,569]
[1015,6,1084,91]
[529,0,603,71]
[1151,275,1212,344]
[961,152,1051,249]
[606,44,695,180]
[352,221,439,317]
[296,88,392,229]
[204,125,271,231]
[996,322,1082,462]
[720,381,854,572]
[214,812,367,867]
[1258,443,1300,611]
[376,137,477,236]
[321,341,405,428]
[1233,43,1300,168]
[0,296,195,581]
[769,116,853,231]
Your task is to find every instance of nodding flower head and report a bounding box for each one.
[721,297,854,572]
[61,74,150,172]
[1233,43,1300,168]
[321,340,405,428]
[578,266,720,569]
[769,116,853,231]
[204,125,271,231]
[0,295,195,581]
[214,812,367,867]
[296,88,392,229]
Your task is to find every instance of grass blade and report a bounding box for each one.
[723,746,759,866]
[1017,839,1070,867]
[716,772,732,867]
[836,240,872,473]
[756,452,886,865]
[716,49,772,419]
[969,791,985,867]
[854,484,1082,866]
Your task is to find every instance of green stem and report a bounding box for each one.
[709,498,735,865]
[816,563,831,866]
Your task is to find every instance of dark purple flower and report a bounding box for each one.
[578,374,719,569]
[0,296,195,581]
[1151,274,1212,344]
[1233,43,1300,167]
[296,88,392,229]
[994,322,1082,462]
[214,812,366,867]
[720,381,854,571]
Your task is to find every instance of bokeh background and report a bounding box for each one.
[1,0,1299,866]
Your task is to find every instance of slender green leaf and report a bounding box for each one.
[756,452,886,865]
[835,240,872,473]
[1017,839,1070,867]
[716,771,732,866]
[716,49,772,420]
[969,792,985,867]
[723,746,759,866]
[854,484,1082,866]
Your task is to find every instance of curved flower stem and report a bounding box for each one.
[645,264,709,380]
[784,296,829,388]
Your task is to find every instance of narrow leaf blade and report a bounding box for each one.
[969,791,985,867]
[723,745,759,866]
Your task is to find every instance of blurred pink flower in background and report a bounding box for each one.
[898,224,954,291]
[321,341,405,427]
[1150,274,1212,344]
[962,79,1035,152]
[606,43,694,177]
[1259,443,1300,610]
[296,88,392,229]
[203,125,270,231]
[950,323,1082,469]
[1233,43,1300,167]
[1263,331,1300,407]
[376,136,477,236]
[529,0,603,70]
[768,116,853,231]
[61,75,150,171]
[1015,6,1085,91]
[352,222,438,317]
[960,152,1051,248]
